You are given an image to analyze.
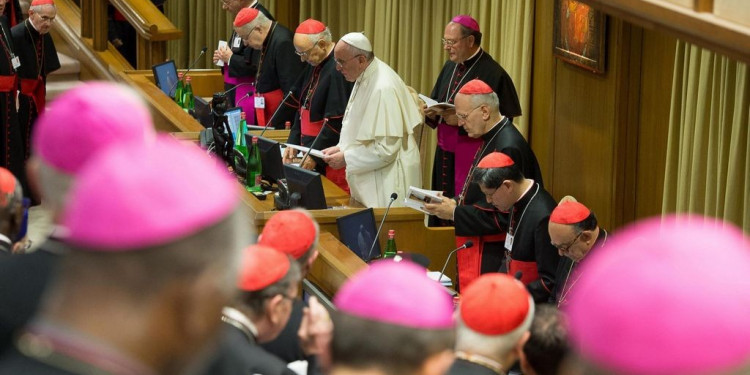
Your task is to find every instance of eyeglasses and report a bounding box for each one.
[441,35,469,47]
[456,105,482,121]
[295,39,320,57]
[36,14,56,23]
[335,54,362,67]
[554,231,582,253]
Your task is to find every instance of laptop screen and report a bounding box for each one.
[152,60,179,98]
[224,107,242,140]
[336,208,380,262]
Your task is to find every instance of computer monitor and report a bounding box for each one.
[193,96,212,128]
[224,106,242,140]
[246,135,285,183]
[336,208,380,262]
[283,164,327,210]
[152,60,179,98]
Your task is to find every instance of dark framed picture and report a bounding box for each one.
[553,0,607,74]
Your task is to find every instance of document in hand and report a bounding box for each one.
[418,94,455,111]
[283,143,325,159]
[404,186,444,215]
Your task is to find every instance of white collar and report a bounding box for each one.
[250,0,259,7]
[222,306,258,338]
[461,47,482,64]
[0,233,12,246]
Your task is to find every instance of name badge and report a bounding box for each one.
[232,36,242,49]
[504,234,514,252]
[254,95,265,109]
[11,56,20,70]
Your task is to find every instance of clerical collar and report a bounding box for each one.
[481,117,508,142]
[0,233,11,247]
[514,180,537,207]
[455,351,505,375]
[18,319,159,375]
[221,307,258,342]
[27,18,41,35]
[460,47,482,67]
[355,56,378,84]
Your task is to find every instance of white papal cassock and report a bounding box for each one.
[338,57,422,208]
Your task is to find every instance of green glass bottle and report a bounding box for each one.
[183,76,195,112]
[234,112,249,160]
[383,229,397,258]
[174,72,184,107]
[246,136,263,192]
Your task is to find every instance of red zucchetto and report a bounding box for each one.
[458,79,493,95]
[31,0,54,6]
[550,201,591,224]
[295,19,326,34]
[234,8,259,27]
[477,152,514,169]
[460,273,532,335]
[237,245,291,292]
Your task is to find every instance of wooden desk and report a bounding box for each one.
[242,174,458,287]
[170,129,292,145]
[308,232,367,298]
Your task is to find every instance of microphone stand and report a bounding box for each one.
[298,118,328,168]
[169,47,207,97]
[366,193,398,261]
[259,90,294,136]
[438,241,473,287]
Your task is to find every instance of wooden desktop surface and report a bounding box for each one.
[309,231,368,298]
[241,174,458,296]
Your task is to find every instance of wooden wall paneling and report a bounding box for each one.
[634,29,676,219]
[529,0,556,191]
[611,23,643,228]
[550,18,624,230]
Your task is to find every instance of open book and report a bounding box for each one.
[418,94,455,111]
[404,186,444,215]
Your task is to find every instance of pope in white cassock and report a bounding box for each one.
[322,32,422,207]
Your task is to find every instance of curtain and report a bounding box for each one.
[166,0,535,188]
[662,41,750,231]
[164,1,279,69]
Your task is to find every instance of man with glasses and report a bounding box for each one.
[547,200,608,307]
[205,244,299,375]
[425,79,544,292]
[321,32,421,208]
[470,152,559,303]
[233,8,303,128]
[424,15,522,224]
[214,0,274,122]
[282,19,352,191]
[11,0,59,173]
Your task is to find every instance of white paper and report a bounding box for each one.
[404,186,444,215]
[216,40,228,67]
[283,143,325,159]
[427,271,453,286]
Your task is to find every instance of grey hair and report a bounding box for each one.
[342,41,374,62]
[237,10,272,35]
[0,173,23,218]
[36,158,74,217]
[306,28,332,44]
[469,91,500,113]
[455,296,535,357]
[29,4,56,13]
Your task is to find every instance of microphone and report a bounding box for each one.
[236,92,252,106]
[437,240,474,287]
[259,90,294,136]
[221,82,255,97]
[169,46,207,96]
[514,271,523,280]
[298,118,328,167]
[366,193,398,262]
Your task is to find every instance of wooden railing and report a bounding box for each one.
[79,0,181,69]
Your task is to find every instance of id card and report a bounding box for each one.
[254,95,265,109]
[232,35,242,49]
[504,234,514,252]
[11,56,19,70]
